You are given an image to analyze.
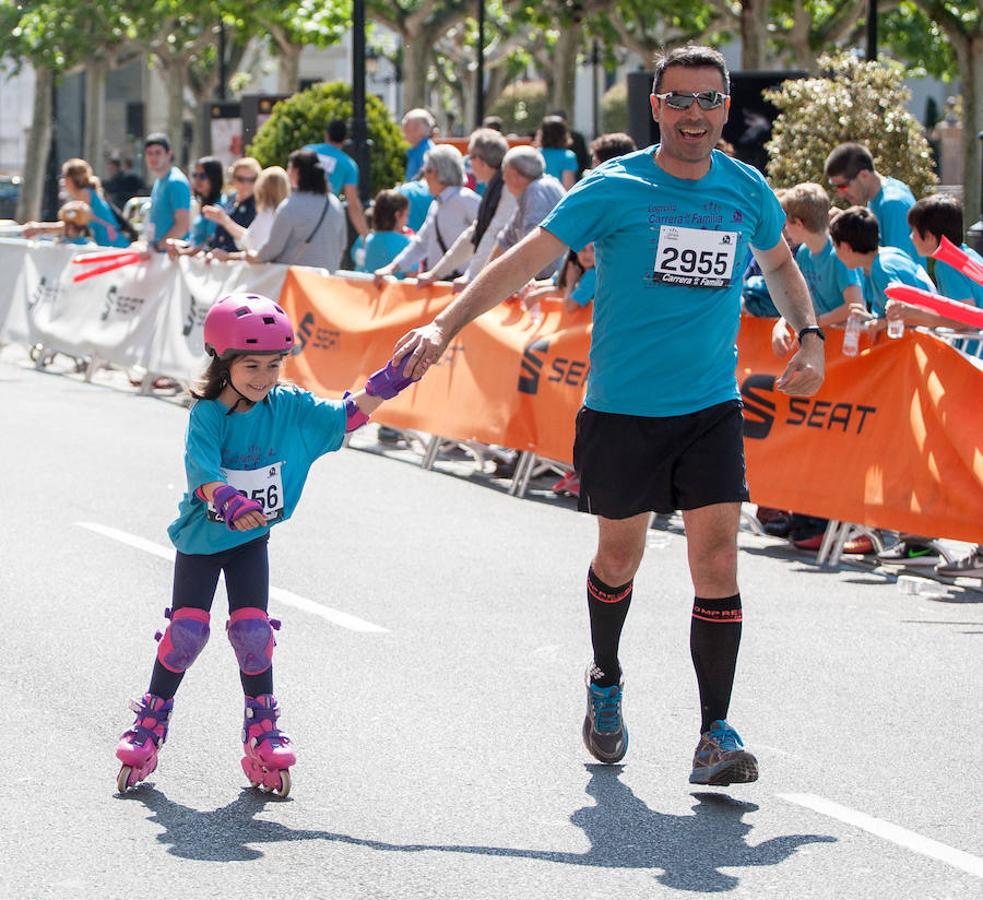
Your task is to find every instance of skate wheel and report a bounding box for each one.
[275,769,291,798]
[116,765,132,793]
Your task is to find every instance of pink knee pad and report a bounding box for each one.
[226,608,280,675]
[155,607,210,673]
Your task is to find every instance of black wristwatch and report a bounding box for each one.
[797,325,825,343]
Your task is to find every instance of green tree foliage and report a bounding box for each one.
[600,81,629,133]
[764,53,938,200]
[247,82,406,194]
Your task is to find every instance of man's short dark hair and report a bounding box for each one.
[144,132,171,153]
[824,143,875,180]
[908,193,963,246]
[829,205,880,253]
[327,119,347,143]
[590,132,637,164]
[652,45,730,95]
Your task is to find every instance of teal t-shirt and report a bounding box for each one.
[149,167,191,246]
[864,247,935,316]
[795,237,861,315]
[935,243,983,309]
[304,143,359,195]
[190,193,224,247]
[398,180,433,232]
[541,147,785,417]
[354,230,413,273]
[167,385,346,555]
[869,176,923,265]
[86,188,129,247]
[570,267,596,306]
[540,147,579,182]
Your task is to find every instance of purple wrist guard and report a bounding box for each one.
[364,357,414,400]
[213,483,263,530]
[343,391,370,433]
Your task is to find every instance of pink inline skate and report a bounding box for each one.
[116,693,173,792]
[241,694,295,797]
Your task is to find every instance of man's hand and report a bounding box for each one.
[771,318,794,357]
[776,334,824,395]
[393,322,448,380]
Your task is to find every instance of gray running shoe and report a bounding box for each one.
[582,669,628,764]
[689,720,759,785]
[935,547,983,579]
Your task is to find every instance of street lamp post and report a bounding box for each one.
[866,0,878,60]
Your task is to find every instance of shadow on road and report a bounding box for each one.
[119,765,835,890]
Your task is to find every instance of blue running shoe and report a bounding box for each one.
[582,668,628,764]
[689,719,759,785]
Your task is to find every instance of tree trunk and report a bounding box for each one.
[740,0,770,70]
[17,66,53,223]
[276,44,301,94]
[84,58,109,173]
[550,21,583,117]
[960,35,982,228]
[402,33,431,111]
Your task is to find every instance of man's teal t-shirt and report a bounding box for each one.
[540,146,785,417]
[304,143,359,195]
[869,176,923,265]
[149,167,191,245]
[86,188,129,247]
[540,147,579,182]
[397,180,433,232]
[864,246,935,316]
[167,385,346,555]
[795,237,861,315]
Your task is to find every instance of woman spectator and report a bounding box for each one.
[414,128,517,289]
[208,166,290,260]
[201,157,260,252]
[536,116,579,190]
[23,158,130,247]
[188,156,225,249]
[246,150,346,270]
[374,144,480,281]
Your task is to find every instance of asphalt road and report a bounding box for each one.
[2,345,982,899]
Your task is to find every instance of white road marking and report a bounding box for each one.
[779,792,983,879]
[76,522,388,633]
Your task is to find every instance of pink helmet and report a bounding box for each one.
[203,293,294,360]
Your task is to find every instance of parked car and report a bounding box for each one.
[0,175,22,220]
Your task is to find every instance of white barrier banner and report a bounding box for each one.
[0,238,37,343]
[149,256,289,382]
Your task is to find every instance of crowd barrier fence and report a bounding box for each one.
[2,239,981,546]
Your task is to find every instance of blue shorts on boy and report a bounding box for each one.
[795,237,861,315]
[541,147,785,417]
[864,246,935,316]
[168,385,346,555]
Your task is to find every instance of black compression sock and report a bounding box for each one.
[240,667,274,698]
[587,566,633,687]
[690,593,743,733]
[148,660,184,701]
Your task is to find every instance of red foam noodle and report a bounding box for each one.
[71,254,141,283]
[72,248,138,266]
[933,236,983,287]
[885,283,983,329]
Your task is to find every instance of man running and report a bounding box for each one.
[393,46,824,785]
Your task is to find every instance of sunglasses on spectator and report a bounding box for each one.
[233,175,257,183]
[655,90,729,111]
[829,174,859,192]
[192,171,208,180]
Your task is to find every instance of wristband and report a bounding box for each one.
[343,391,370,433]
[797,325,825,343]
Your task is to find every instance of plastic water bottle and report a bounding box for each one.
[842,314,861,356]
[887,317,905,339]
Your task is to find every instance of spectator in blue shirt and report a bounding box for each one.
[825,142,924,265]
[303,119,368,239]
[352,189,412,273]
[536,115,579,190]
[144,133,191,251]
[402,109,436,182]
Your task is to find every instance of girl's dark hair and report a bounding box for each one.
[288,149,328,194]
[195,156,225,204]
[191,355,232,401]
[556,249,584,291]
[372,189,409,231]
[539,115,572,149]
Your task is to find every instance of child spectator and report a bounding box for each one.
[57,200,95,245]
[536,115,579,190]
[829,206,935,321]
[771,183,864,355]
[353,190,412,273]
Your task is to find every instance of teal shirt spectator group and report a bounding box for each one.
[541,147,785,417]
[168,385,346,555]
[303,143,359,195]
[795,237,861,315]
[149,166,191,246]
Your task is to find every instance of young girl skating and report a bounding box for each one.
[115,292,412,797]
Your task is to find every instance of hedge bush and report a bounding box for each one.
[764,53,938,201]
[488,81,548,136]
[247,82,407,194]
[601,82,629,134]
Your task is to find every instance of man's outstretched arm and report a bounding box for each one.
[394,227,566,379]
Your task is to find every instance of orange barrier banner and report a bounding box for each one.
[281,270,983,542]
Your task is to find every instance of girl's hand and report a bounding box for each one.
[234,510,268,530]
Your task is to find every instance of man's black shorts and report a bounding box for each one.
[573,400,749,519]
